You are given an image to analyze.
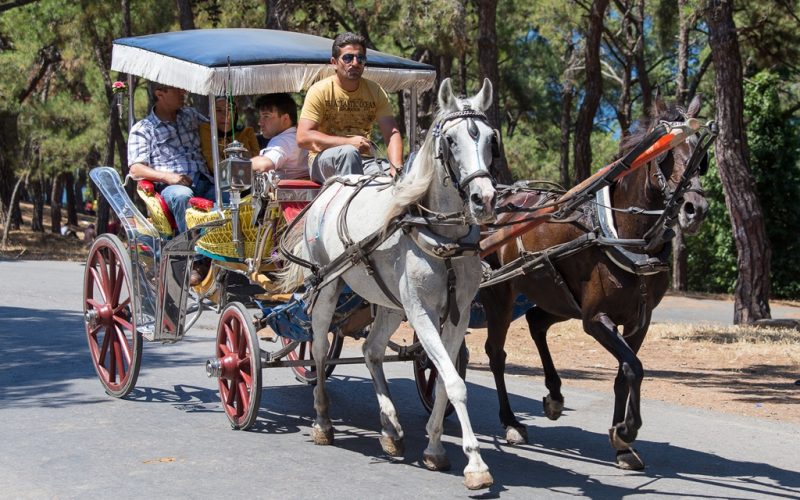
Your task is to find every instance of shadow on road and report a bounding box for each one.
[0,305,215,408]
[2,302,797,496]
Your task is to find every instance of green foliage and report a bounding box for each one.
[744,72,800,298]
[685,157,738,294]
[687,71,800,298]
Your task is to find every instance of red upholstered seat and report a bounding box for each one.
[137,180,177,233]
[189,197,215,211]
[277,179,321,189]
[138,180,156,195]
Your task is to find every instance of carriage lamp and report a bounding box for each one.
[219,140,252,259]
[218,140,252,192]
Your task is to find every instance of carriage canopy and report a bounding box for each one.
[111,28,437,96]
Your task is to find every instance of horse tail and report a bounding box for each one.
[381,135,436,232]
[275,222,308,293]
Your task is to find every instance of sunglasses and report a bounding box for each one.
[340,53,367,64]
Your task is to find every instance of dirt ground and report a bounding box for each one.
[4,202,799,424]
[390,318,800,424]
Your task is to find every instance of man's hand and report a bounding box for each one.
[167,173,192,186]
[349,136,372,155]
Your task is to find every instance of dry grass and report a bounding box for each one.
[0,202,91,261]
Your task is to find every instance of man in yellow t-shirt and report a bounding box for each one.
[297,32,403,183]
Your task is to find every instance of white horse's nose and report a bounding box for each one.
[469,178,496,222]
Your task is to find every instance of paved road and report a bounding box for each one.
[1,260,799,499]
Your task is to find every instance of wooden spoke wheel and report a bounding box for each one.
[281,332,343,385]
[83,234,142,398]
[215,302,262,430]
[413,333,469,417]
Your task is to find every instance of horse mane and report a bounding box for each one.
[380,106,450,231]
[617,102,684,162]
[615,101,685,188]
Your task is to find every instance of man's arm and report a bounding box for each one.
[296,118,372,155]
[251,156,276,173]
[378,116,403,176]
[129,163,191,186]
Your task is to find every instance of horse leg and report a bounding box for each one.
[413,312,492,490]
[610,315,651,470]
[361,306,405,457]
[581,312,645,454]
[481,285,527,444]
[309,281,343,446]
[526,306,568,421]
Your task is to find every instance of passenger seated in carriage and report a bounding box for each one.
[297,32,404,182]
[198,96,261,168]
[251,93,309,180]
[128,82,216,234]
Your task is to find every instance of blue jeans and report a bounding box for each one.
[160,173,218,233]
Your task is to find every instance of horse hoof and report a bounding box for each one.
[543,395,564,420]
[505,425,528,445]
[463,471,494,490]
[616,448,645,470]
[422,452,451,471]
[380,436,405,458]
[608,426,631,451]
[311,426,334,445]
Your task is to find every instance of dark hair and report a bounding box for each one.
[332,32,366,58]
[254,93,298,125]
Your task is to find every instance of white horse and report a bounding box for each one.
[279,78,497,490]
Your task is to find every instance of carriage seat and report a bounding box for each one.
[136,180,178,238]
[182,179,321,260]
[274,179,321,223]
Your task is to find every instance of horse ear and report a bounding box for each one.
[686,94,702,118]
[438,78,457,111]
[471,78,493,112]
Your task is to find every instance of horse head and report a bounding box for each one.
[434,78,497,224]
[650,94,710,234]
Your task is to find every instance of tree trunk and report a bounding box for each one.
[559,36,577,188]
[634,0,652,115]
[30,174,45,232]
[476,0,513,184]
[573,0,609,182]
[0,110,20,209]
[676,0,690,107]
[64,171,78,226]
[705,0,771,324]
[671,0,691,290]
[50,173,62,234]
[1,171,27,249]
[176,0,195,30]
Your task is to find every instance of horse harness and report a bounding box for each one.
[283,108,497,331]
[482,121,717,324]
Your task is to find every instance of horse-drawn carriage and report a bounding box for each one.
[84,28,716,489]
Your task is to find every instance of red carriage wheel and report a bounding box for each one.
[83,234,142,398]
[215,302,262,430]
[413,333,469,417]
[281,332,343,385]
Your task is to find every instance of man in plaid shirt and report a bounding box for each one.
[128,82,215,234]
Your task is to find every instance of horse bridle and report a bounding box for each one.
[650,119,714,201]
[433,106,498,196]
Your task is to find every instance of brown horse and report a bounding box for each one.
[479,96,710,470]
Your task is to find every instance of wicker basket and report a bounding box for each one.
[186,196,280,260]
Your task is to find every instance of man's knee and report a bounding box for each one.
[336,146,364,176]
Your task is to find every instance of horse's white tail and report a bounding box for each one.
[275,222,308,293]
